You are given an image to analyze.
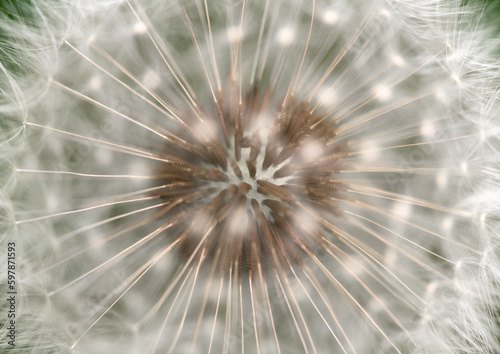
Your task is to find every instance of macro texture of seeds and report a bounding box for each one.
[154,88,347,276]
[1,0,500,353]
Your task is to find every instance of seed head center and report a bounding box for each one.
[154,86,347,276]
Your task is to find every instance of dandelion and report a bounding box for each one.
[1,0,500,353]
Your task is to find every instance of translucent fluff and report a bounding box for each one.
[1,0,500,353]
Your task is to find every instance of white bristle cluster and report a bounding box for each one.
[1,0,500,353]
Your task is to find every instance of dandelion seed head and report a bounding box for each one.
[2,0,500,353]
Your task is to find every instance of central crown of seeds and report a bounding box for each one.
[154,84,347,275]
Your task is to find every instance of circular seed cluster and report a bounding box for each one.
[154,83,347,276]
